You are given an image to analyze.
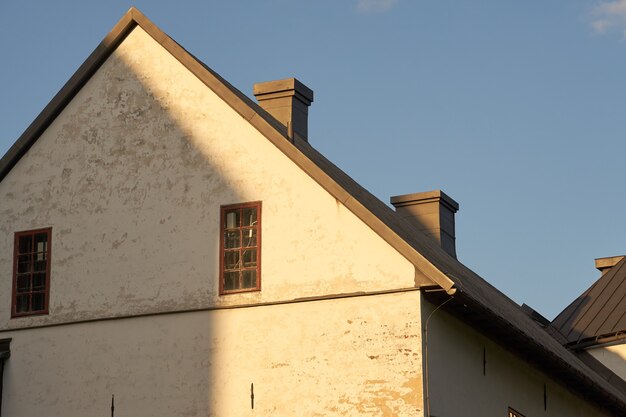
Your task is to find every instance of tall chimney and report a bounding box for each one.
[390,190,459,258]
[253,78,314,142]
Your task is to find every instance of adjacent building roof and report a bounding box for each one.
[552,257,626,347]
[1,7,625,414]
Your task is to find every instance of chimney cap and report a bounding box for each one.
[390,190,459,212]
[253,78,314,104]
[595,255,625,274]
[253,77,314,142]
[390,189,459,258]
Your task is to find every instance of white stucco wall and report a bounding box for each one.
[422,296,611,417]
[588,342,626,383]
[0,26,414,328]
[2,291,424,417]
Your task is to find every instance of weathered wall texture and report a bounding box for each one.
[210,291,424,417]
[3,313,211,417]
[2,291,424,417]
[422,296,611,417]
[0,25,414,328]
[588,343,626,382]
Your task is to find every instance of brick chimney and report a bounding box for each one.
[390,190,459,258]
[253,78,314,142]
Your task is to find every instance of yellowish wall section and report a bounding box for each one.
[3,291,424,417]
[422,296,610,417]
[212,291,424,416]
[0,26,414,327]
[588,342,626,383]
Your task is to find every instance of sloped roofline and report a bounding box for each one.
[0,6,452,293]
[552,256,626,347]
[2,7,625,413]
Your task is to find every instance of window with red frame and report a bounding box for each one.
[220,202,261,294]
[12,228,51,317]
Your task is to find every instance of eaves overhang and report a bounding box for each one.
[424,289,626,415]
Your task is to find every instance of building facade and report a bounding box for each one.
[0,8,624,417]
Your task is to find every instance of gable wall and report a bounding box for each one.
[423,296,611,417]
[588,342,626,383]
[0,26,414,328]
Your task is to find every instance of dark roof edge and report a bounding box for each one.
[0,8,138,182]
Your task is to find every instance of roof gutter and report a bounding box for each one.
[568,332,626,351]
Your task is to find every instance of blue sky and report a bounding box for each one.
[1,1,626,319]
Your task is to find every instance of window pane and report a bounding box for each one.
[224,271,239,291]
[31,293,45,311]
[242,207,257,227]
[16,275,30,293]
[13,229,51,316]
[225,210,240,229]
[224,251,240,270]
[35,250,47,262]
[221,203,260,293]
[18,254,31,273]
[18,235,32,254]
[224,231,240,249]
[242,270,256,288]
[242,228,256,247]
[16,295,29,313]
[35,233,48,254]
[34,258,47,272]
[33,273,46,291]
[242,249,257,268]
